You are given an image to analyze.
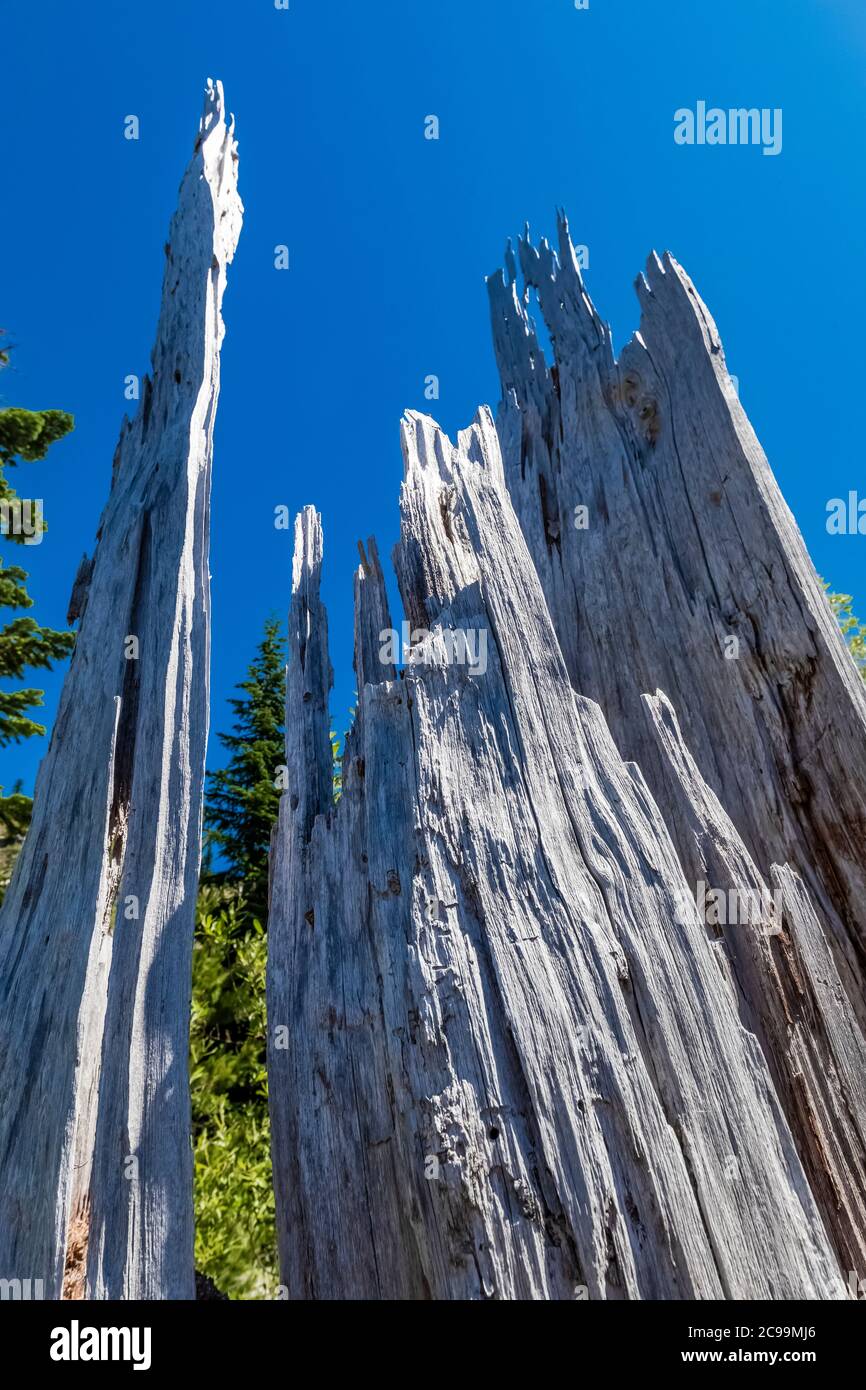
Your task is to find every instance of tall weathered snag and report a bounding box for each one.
[268,411,843,1300]
[0,79,241,1299]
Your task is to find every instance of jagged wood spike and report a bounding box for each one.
[487,218,866,1023]
[0,79,241,1300]
[267,409,843,1300]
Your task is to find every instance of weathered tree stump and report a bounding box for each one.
[267,408,844,1299]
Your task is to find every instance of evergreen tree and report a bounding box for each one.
[203,617,285,916]
[0,349,75,833]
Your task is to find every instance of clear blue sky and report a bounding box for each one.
[2,0,865,796]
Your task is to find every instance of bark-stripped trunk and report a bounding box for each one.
[487,219,866,1018]
[0,80,241,1299]
[268,410,844,1300]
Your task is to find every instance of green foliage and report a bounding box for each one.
[0,405,74,474]
[825,585,866,683]
[194,617,286,1297]
[0,356,75,832]
[330,698,356,802]
[203,618,285,918]
[0,779,32,842]
[330,728,343,799]
[190,883,277,1299]
[0,781,29,906]
[0,581,76,745]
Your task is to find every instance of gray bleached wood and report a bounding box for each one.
[487,218,866,1017]
[0,79,241,1299]
[643,689,866,1277]
[268,410,844,1300]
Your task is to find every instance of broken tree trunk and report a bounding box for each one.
[268,410,844,1300]
[0,80,241,1299]
[487,219,866,1024]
